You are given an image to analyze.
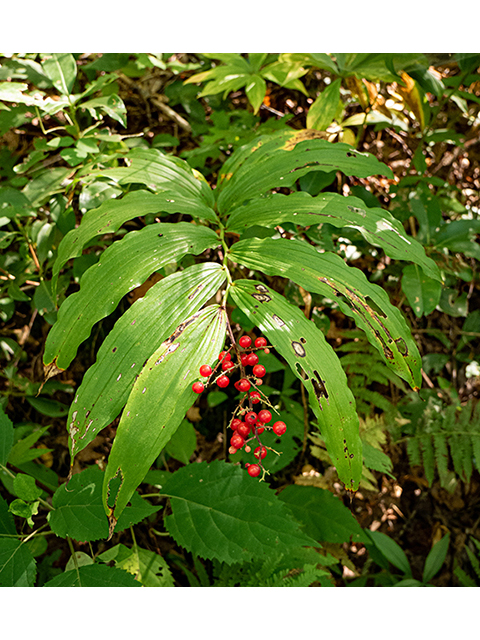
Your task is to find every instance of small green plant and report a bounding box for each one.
[39,125,441,533]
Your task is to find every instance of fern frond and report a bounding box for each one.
[400,398,480,489]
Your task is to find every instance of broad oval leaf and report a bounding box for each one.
[216,129,393,214]
[104,304,227,522]
[229,279,362,491]
[67,262,226,460]
[43,222,220,372]
[226,191,441,282]
[161,460,316,565]
[230,237,422,389]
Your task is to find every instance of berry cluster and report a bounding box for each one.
[192,334,288,479]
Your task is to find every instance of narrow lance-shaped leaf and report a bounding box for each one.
[226,191,441,282]
[51,190,218,294]
[104,304,227,524]
[229,279,362,491]
[43,222,220,373]
[92,147,214,207]
[67,263,226,461]
[230,237,422,389]
[216,129,393,213]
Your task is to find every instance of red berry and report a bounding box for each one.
[250,391,261,404]
[192,381,204,394]
[231,433,245,449]
[218,351,231,361]
[229,445,238,455]
[245,411,257,425]
[247,464,261,478]
[237,422,251,438]
[254,446,267,460]
[231,418,242,430]
[240,353,250,366]
[237,378,251,392]
[217,375,230,388]
[222,359,235,371]
[273,421,287,436]
[239,335,252,348]
[258,409,272,423]
[199,364,212,377]
[255,337,267,348]
[252,364,266,378]
[247,353,259,366]
[253,425,265,435]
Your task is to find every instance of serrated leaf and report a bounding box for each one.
[226,191,441,282]
[278,485,367,544]
[43,562,141,587]
[48,466,161,542]
[0,538,37,587]
[229,279,362,491]
[216,129,393,214]
[230,237,422,389]
[44,222,220,371]
[104,305,227,521]
[162,460,316,564]
[66,262,226,460]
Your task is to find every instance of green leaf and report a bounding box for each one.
[278,485,367,544]
[43,222,220,372]
[41,53,77,95]
[66,262,226,460]
[229,279,362,491]
[7,425,50,467]
[422,533,450,583]
[164,419,197,465]
[0,495,16,536]
[245,75,267,114]
[162,460,316,564]
[402,264,443,317]
[307,79,342,130]
[43,563,141,587]
[216,129,393,214]
[230,237,422,389]
[226,191,441,282]
[367,529,412,576]
[51,190,217,292]
[0,539,37,587]
[0,405,14,466]
[362,442,395,478]
[97,543,175,587]
[48,466,161,542]
[81,95,127,127]
[13,473,42,502]
[104,305,227,522]
[26,396,68,417]
[94,147,214,206]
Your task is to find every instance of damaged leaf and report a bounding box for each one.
[230,237,422,389]
[66,262,226,461]
[43,222,220,372]
[230,279,362,491]
[103,304,227,523]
